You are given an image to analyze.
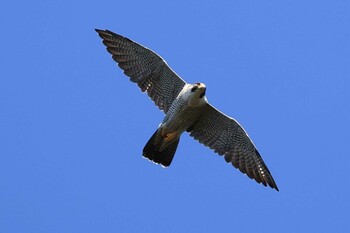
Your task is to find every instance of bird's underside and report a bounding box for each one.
[95,29,279,191]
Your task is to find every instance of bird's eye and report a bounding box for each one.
[191,86,198,92]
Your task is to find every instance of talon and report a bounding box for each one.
[163,132,178,142]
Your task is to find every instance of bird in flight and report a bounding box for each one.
[95,29,279,191]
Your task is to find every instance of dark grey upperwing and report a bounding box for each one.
[96,29,186,113]
[188,104,279,191]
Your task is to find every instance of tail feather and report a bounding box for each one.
[142,129,180,167]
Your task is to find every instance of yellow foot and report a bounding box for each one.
[162,131,178,142]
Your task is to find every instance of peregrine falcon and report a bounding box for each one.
[96,29,279,191]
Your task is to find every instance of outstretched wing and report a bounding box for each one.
[96,29,186,113]
[188,104,279,191]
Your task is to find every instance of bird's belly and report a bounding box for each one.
[162,106,203,134]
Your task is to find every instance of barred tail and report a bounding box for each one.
[142,129,180,167]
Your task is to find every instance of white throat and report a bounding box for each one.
[180,84,208,107]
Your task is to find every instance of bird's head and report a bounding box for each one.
[185,82,207,106]
[190,82,206,99]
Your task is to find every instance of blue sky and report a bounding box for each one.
[1,1,349,232]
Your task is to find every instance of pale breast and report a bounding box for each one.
[162,96,206,133]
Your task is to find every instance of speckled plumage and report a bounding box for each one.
[96,29,279,191]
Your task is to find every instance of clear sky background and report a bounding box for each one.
[1,1,349,232]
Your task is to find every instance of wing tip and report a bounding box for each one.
[95,29,110,39]
[255,175,279,191]
[268,177,279,192]
[259,170,279,191]
[262,174,279,191]
[95,29,109,36]
[226,153,279,191]
[254,174,279,191]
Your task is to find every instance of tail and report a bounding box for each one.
[142,129,180,167]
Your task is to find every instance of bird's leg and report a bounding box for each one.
[161,130,179,142]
